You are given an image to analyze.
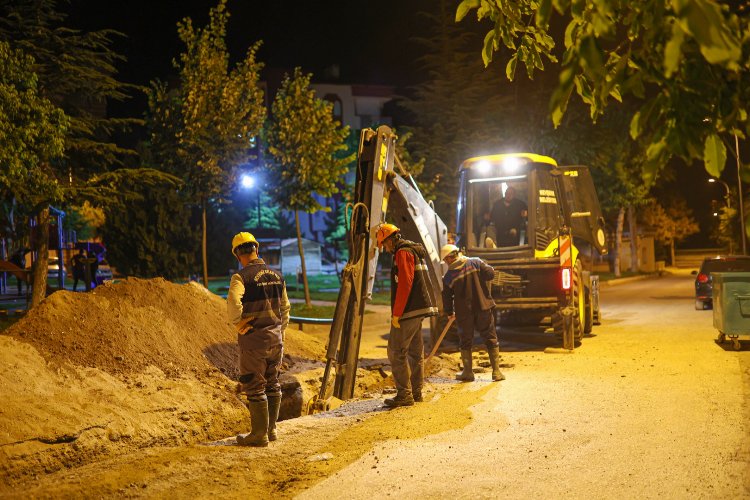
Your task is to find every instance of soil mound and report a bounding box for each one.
[6,278,325,378]
[0,278,327,487]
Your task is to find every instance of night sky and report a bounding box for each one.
[63,0,428,97]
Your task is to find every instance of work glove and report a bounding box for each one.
[391,316,400,329]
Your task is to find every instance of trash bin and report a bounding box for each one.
[712,272,750,350]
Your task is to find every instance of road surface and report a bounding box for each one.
[11,269,750,498]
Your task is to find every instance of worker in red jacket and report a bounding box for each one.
[440,244,504,382]
[376,223,438,407]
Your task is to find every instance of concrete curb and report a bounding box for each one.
[600,272,666,286]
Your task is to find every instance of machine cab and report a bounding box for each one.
[455,154,606,257]
[456,153,561,254]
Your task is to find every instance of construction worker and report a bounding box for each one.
[376,223,438,407]
[440,244,504,382]
[226,232,291,447]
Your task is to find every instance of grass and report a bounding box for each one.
[290,303,337,318]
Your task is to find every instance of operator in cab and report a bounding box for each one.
[485,185,528,247]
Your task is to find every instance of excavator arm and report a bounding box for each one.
[307,126,448,412]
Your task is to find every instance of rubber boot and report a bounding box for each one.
[488,346,505,381]
[384,391,415,408]
[236,399,269,447]
[267,393,281,442]
[455,350,475,382]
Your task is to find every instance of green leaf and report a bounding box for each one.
[456,0,480,22]
[663,22,685,78]
[536,0,553,28]
[703,133,726,178]
[552,0,570,15]
[550,67,575,127]
[564,20,577,49]
[579,36,604,77]
[506,55,518,81]
[630,111,642,139]
[482,30,495,67]
[675,0,741,65]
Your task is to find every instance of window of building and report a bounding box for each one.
[323,94,343,123]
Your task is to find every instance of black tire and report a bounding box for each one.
[583,283,594,335]
[552,261,584,341]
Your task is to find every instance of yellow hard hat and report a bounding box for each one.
[232,232,259,255]
[375,223,400,249]
[440,244,460,262]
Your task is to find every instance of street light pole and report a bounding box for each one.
[709,178,731,208]
[736,133,747,255]
[710,178,734,254]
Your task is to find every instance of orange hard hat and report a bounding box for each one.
[376,223,400,249]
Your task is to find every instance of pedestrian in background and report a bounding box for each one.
[9,248,27,295]
[71,248,85,292]
[226,232,290,447]
[440,244,504,382]
[376,223,438,407]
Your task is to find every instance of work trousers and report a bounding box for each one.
[239,344,283,401]
[387,316,424,397]
[457,308,499,351]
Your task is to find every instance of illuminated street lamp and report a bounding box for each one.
[241,173,261,228]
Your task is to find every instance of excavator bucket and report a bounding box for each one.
[305,394,344,415]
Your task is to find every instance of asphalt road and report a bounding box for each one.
[299,269,750,499]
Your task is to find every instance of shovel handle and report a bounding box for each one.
[425,316,455,361]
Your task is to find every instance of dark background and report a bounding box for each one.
[61,0,732,248]
[63,0,426,94]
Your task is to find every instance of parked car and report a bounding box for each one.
[695,255,750,310]
[95,259,114,284]
[47,257,66,280]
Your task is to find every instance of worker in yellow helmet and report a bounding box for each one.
[440,244,504,382]
[227,232,291,446]
[376,223,438,407]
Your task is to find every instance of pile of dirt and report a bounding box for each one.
[6,278,323,377]
[0,278,328,486]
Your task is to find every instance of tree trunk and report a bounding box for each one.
[30,206,50,308]
[614,207,625,278]
[201,199,208,288]
[670,240,676,268]
[295,211,312,306]
[628,205,638,273]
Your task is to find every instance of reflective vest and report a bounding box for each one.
[390,239,438,320]
[238,258,285,349]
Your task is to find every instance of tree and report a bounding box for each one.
[1,0,162,307]
[0,40,67,305]
[400,0,527,224]
[265,67,354,305]
[641,198,700,265]
[457,0,750,185]
[100,177,197,279]
[147,0,266,287]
